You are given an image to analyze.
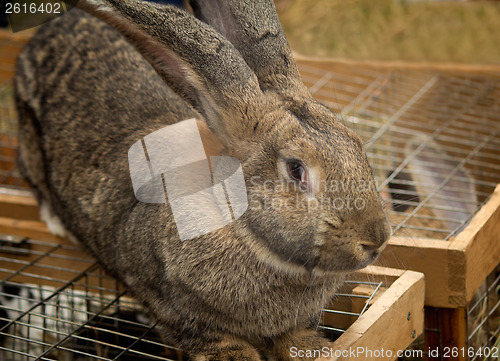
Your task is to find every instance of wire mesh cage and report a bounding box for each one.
[0,29,429,361]
[1,270,173,359]
[0,23,500,359]
[0,237,179,361]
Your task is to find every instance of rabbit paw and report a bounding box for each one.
[271,329,331,361]
[192,338,262,361]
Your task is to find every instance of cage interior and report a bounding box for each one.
[466,268,500,359]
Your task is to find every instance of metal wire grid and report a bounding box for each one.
[298,62,500,241]
[0,236,384,361]
[467,269,500,361]
[0,237,176,361]
[319,280,383,336]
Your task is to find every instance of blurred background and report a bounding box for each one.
[275,0,500,64]
[3,0,500,63]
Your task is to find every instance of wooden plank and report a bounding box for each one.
[0,191,39,221]
[295,55,500,75]
[376,237,454,308]
[0,257,124,296]
[323,294,355,332]
[0,226,124,294]
[351,284,385,311]
[440,308,467,361]
[323,281,387,332]
[0,30,31,81]
[424,307,441,361]
[0,242,95,289]
[353,264,405,285]
[0,216,62,242]
[450,184,500,304]
[0,29,34,43]
[321,270,425,361]
[424,307,467,361]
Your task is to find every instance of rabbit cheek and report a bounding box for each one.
[319,244,373,271]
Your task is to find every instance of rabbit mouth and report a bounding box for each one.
[312,238,384,273]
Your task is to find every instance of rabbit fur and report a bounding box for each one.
[15,0,390,359]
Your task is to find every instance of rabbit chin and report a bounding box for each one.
[243,235,371,277]
[260,245,379,276]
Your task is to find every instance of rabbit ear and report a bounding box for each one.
[405,136,478,231]
[188,0,305,93]
[74,0,263,145]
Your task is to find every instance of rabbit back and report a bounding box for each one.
[16,8,195,248]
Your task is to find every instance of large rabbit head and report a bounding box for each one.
[74,0,390,273]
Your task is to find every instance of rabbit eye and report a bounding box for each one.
[287,161,308,189]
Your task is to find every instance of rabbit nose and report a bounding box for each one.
[361,243,379,256]
[366,217,391,249]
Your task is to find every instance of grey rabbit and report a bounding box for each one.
[15,0,390,359]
